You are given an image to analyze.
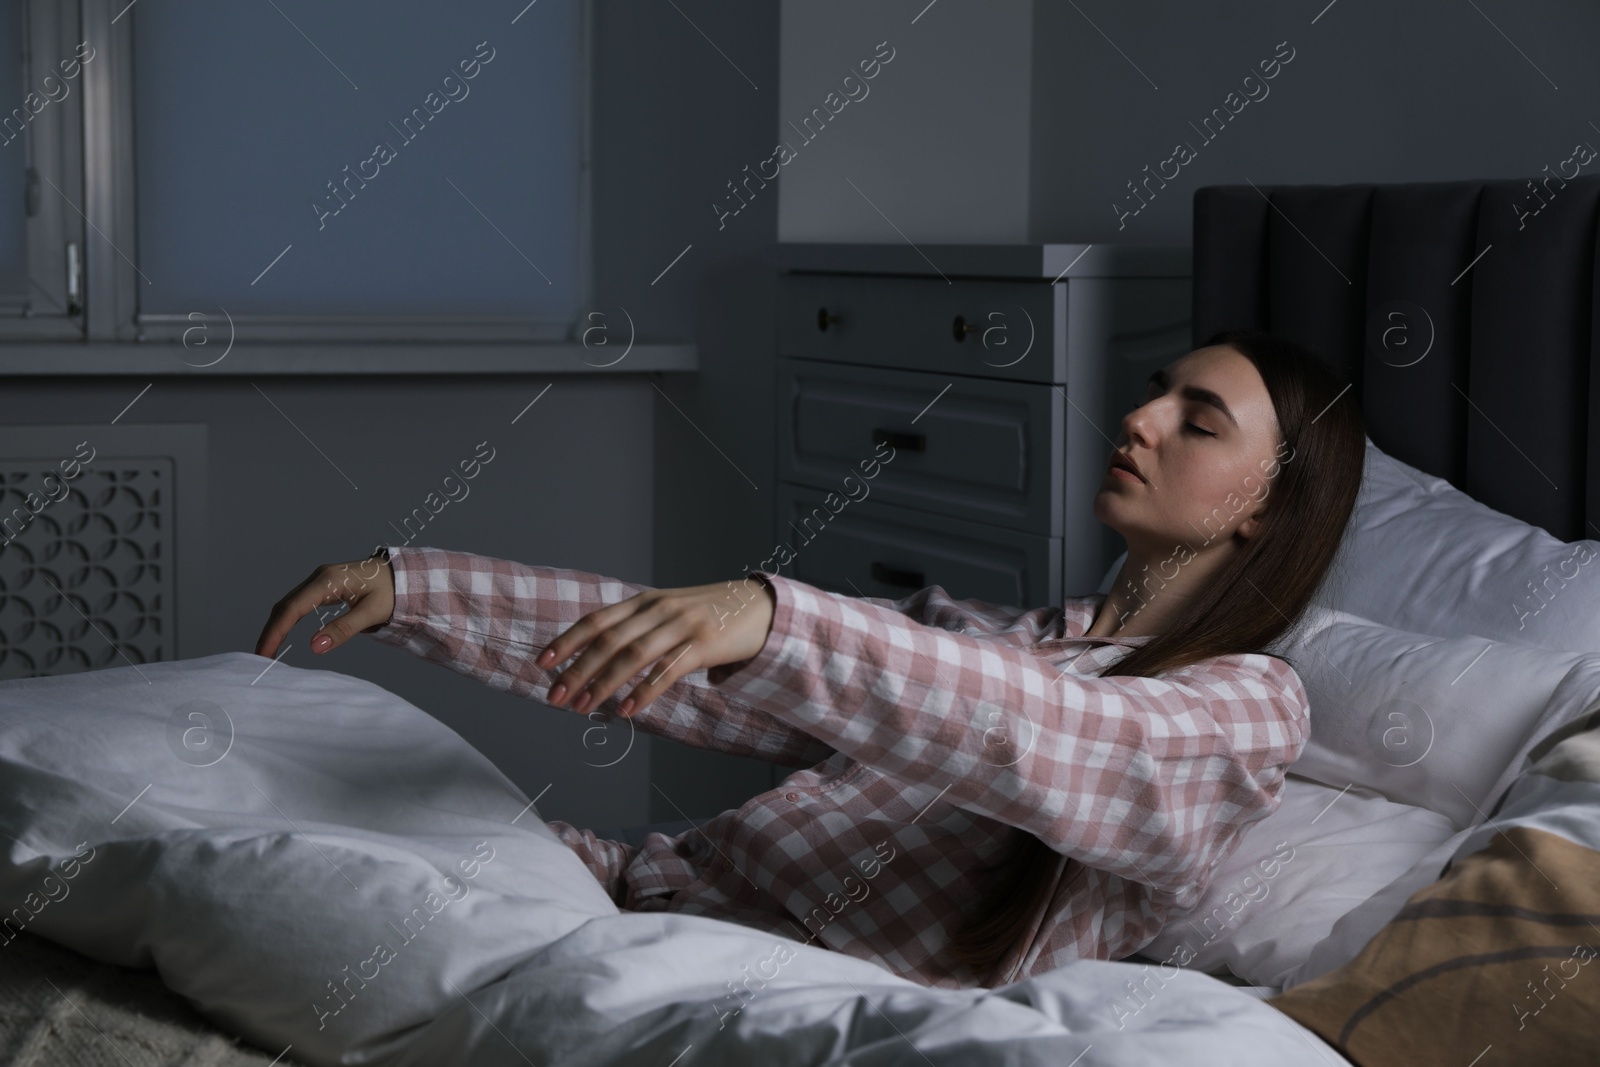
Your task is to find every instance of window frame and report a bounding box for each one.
[0,0,87,339]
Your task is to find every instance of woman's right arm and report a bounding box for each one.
[366,545,836,769]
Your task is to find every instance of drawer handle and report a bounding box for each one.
[952,314,980,342]
[871,561,925,589]
[817,307,842,332]
[871,428,924,452]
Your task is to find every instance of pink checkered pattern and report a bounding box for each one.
[371,545,1308,989]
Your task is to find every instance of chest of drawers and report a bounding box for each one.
[769,243,1190,609]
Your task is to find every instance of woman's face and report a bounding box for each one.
[1094,344,1285,553]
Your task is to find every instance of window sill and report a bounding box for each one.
[0,341,698,376]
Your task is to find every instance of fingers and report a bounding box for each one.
[615,641,697,718]
[254,561,382,658]
[537,594,652,674]
[255,571,324,659]
[309,594,391,654]
[544,603,669,710]
[544,601,691,715]
[306,560,391,654]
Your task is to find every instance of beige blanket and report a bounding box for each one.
[1270,714,1600,1066]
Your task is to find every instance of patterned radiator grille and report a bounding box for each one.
[0,426,203,682]
[0,462,173,679]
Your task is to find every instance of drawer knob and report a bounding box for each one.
[816,307,842,332]
[871,428,924,452]
[870,561,925,590]
[952,314,980,342]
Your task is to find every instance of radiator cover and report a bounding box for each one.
[0,424,206,680]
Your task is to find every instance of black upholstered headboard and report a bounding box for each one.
[1191,178,1600,543]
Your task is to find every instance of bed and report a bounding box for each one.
[4,175,1600,1065]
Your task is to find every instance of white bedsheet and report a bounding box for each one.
[0,653,1348,1066]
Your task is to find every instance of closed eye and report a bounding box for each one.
[1133,385,1220,437]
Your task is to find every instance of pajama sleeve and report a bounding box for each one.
[543,821,637,905]
[368,546,836,769]
[706,571,1310,913]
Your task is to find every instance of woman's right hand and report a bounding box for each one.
[254,554,395,659]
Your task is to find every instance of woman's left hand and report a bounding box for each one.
[537,576,776,718]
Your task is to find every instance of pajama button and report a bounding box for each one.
[785,792,800,801]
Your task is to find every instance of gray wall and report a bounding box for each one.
[774,0,1034,243]
[601,1,787,823]
[775,0,1600,245]
[1027,0,1600,244]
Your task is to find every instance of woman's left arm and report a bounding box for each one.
[705,573,1310,909]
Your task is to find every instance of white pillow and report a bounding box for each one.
[1325,437,1600,652]
[1138,774,1455,989]
[1280,824,1476,988]
[1265,608,1600,829]
[1096,436,1600,652]
[0,653,619,1061]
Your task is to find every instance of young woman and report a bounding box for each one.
[254,329,1366,990]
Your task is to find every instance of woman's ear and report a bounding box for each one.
[1235,505,1266,542]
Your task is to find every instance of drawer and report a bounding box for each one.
[778,273,1065,384]
[773,483,1059,609]
[779,359,1063,536]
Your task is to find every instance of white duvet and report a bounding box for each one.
[0,653,1347,1066]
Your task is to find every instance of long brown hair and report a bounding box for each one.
[943,329,1368,983]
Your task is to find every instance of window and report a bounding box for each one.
[1,0,592,347]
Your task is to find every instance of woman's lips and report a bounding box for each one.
[1108,450,1147,482]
